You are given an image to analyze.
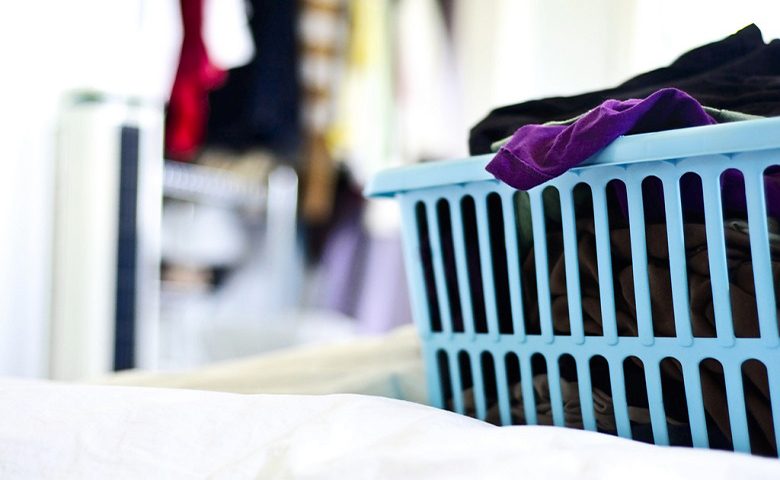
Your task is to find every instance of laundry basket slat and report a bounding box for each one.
[659,167,695,346]
[701,161,736,347]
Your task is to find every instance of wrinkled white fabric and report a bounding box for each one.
[1,379,779,479]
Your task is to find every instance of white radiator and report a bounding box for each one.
[50,94,163,380]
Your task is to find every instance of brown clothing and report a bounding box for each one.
[521,219,780,455]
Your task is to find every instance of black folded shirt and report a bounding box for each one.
[470,24,780,154]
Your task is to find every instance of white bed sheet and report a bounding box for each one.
[1,379,779,479]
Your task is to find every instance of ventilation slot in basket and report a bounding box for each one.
[742,359,777,457]
[623,356,653,443]
[641,176,675,337]
[514,191,540,335]
[589,355,616,434]
[480,352,499,424]
[606,179,637,337]
[721,169,760,338]
[572,183,602,336]
[487,193,513,334]
[760,165,780,340]
[461,196,488,333]
[542,186,570,335]
[699,358,733,452]
[505,353,525,425]
[437,350,453,411]
[531,353,553,426]
[559,354,583,429]
[436,199,464,332]
[415,201,442,332]
[660,357,693,447]
[678,172,713,338]
[458,351,475,416]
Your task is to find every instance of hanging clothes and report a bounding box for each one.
[298,0,350,224]
[326,0,395,187]
[165,0,229,161]
[165,0,254,161]
[205,0,302,157]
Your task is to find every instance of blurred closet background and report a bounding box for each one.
[1,0,778,379]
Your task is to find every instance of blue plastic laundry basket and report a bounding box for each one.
[366,117,780,456]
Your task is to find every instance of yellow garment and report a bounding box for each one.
[327,0,395,187]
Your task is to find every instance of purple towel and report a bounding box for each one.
[487,88,780,222]
[486,88,717,190]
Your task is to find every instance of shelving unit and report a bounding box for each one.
[158,159,303,369]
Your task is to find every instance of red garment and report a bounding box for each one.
[165,0,227,161]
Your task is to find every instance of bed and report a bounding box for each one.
[2,332,780,479]
[5,114,780,478]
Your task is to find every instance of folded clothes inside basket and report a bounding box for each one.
[432,188,778,454]
[513,217,780,455]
